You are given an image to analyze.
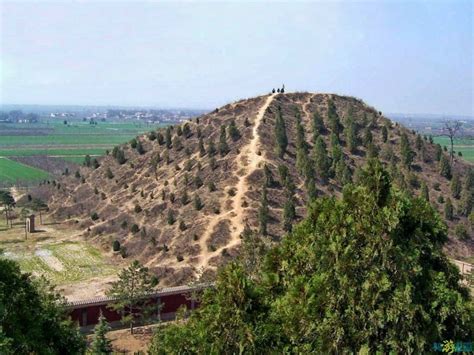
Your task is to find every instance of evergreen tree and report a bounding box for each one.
[176,126,183,136]
[218,125,230,156]
[382,125,388,143]
[136,140,145,155]
[400,132,415,169]
[367,142,379,159]
[327,98,343,138]
[363,126,373,147]
[312,111,324,141]
[157,132,164,145]
[451,173,462,199]
[283,196,296,232]
[167,209,175,225]
[90,311,113,354]
[435,144,442,161]
[181,189,189,205]
[263,164,274,187]
[209,156,217,170]
[165,127,172,148]
[84,154,91,167]
[228,119,241,141]
[208,139,217,156]
[173,136,183,151]
[415,134,423,151]
[330,133,343,165]
[183,123,191,138]
[335,159,352,186]
[344,114,358,153]
[295,111,309,173]
[194,194,203,211]
[313,136,331,183]
[439,155,452,179]
[445,198,454,220]
[258,186,269,235]
[421,181,429,201]
[275,106,288,158]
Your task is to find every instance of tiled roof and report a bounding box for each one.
[67,283,212,308]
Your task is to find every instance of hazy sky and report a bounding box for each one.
[1,1,472,115]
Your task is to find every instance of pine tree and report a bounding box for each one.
[283,196,296,232]
[421,181,429,201]
[382,125,388,143]
[183,123,191,138]
[330,133,343,165]
[400,132,415,169]
[451,173,462,199]
[228,119,241,141]
[208,139,217,156]
[335,159,352,186]
[258,186,269,236]
[157,132,164,145]
[435,144,442,161]
[445,198,454,221]
[136,140,145,155]
[367,142,379,159]
[263,164,274,187]
[312,111,324,142]
[165,127,172,148]
[313,136,331,183]
[194,194,203,211]
[275,106,288,158]
[181,190,189,205]
[295,113,309,173]
[327,99,343,138]
[218,125,229,156]
[415,134,423,151]
[167,209,175,225]
[363,126,373,147]
[439,155,452,179]
[344,114,358,153]
[173,136,183,151]
[90,311,113,354]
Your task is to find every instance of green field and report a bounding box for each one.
[0,158,50,183]
[432,136,474,162]
[0,120,163,184]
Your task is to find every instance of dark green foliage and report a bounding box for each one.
[112,147,126,165]
[208,139,217,156]
[165,127,172,148]
[92,158,100,169]
[90,312,113,354]
[313,136,331,183]
[176,126,183,136]
[451,173,462,199]
[331,133,343,164]
[258,186,269,235]
[148,131,157,141]
[134,204,142,213]
[219,125,230,156]
[344,113,358,153]
[263,164,274,187]
[283,196,296,232]
[366,142,379,159]
[455,223,469,240]
[228,119,241,141]
[435,144,442,161]
[75,170,81,179]
[274,106,288,158]
[112,240,121,251]
[157,132,164,145]
[312,111,324,141]
[167,209,175,225]
[179,220,187,231]
[194,175,203,188]
[106,260,156,334]
[382,125,388,143]
[327,98,343,138]
[194,194,203,211]
[415,134,423,151]
[84,154,91,167]
[91,212,99,221]
[0,258,86,353]
[136,140,145,155]
[445,198,454,220]
[295,112,309,173]
[183,123,191,138]
[208,181,216,192]
[421,181,429,201]
[173,136,183,151]
[363,126,373,147]
[181,190,189,205]
[400,132,415,169]
[278,164,289,185]
[439,155,452,179]
[149,160,472,354]
[437,195,444,204]
[130,224,140,233]
[335,159,352,186]
[209,156,217,170]
[130,138,138,149]
[199,137,206,157]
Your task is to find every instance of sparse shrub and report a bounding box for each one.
[121,220,128,229]
[433,182,440,191]
[91,212,99,221]
[148,131,157,141]
[169,193,175,203]
[94,187,99,195]
[75,170,81,178]
[227,188,236,197]
[101,192,106,200]
[176,255,184,262]
[112,240,121,252]
[209,157,217,170]
[134,204,142,213]
[437,195,445,204]
[208,244,216,252]
[106,168,114,179]
[136,141,145,155]
[222,248,229,257]
[140,227,147,238]
[179,220,187,231]
[131,224,140,233]
[193,234,199,241]
[194,175,203,188]
[181,190,189,205]
[120,247,127,258]
[130,138,138,148]
[208,182,216,192]
[167,210,176,225]
[213,206,220,214]
[194,194,203,210]
[455,223,469,240]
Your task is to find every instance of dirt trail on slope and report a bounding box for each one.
[196,94,275,271]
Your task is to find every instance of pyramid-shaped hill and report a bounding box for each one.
[37,92,473,285]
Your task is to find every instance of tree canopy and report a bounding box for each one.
[149,160,473,354]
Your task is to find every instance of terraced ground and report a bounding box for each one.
[433,136,474,162]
